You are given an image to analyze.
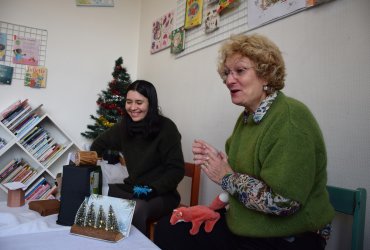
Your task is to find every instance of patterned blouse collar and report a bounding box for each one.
[243,91,278,124]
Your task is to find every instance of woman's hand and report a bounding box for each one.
[192,139,233,185]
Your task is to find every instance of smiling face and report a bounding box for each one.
[223,53,267,112]
[125,90,149,122]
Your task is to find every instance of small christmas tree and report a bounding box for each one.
[86,202,96,228]
[95,205,107,230]
[81,57,132,139]
[107,205,120,232]
[74,198,88,226]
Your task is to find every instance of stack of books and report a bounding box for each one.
[0,159,38,186]
[25,176,57,201]
[20,126,66,167]
[0,99,43,138]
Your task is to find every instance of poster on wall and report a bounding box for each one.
[0,33,6,61]
[184,0,204,30]
[0,65,14,85]
[170,27,185,54]
[12,36,40,66]
[76,0,114,7]
[247,0,306,29]
[151,10,175,54]
[24,66,48,88]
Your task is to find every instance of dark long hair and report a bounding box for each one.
[123,80,161,138]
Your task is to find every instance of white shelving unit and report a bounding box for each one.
[0,103,80,201]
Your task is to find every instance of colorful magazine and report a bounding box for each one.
[184,0,203,30]
[12,36,40,66]
[24,66,47,88]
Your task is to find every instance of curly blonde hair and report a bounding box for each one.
[217,34,286,90]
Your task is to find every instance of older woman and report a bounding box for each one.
[154,34,334,250]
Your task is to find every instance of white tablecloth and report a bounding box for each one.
[0,201,159,250]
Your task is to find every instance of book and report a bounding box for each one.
[71,194,136,242]
[15,115,41,138]
[20,169,38,185]
[27,182,50,201]
[1,163,26,184]
[2,102,29,126]
[12,35,40,66]
[11,114,35,134]
[21,127,44,147]
[32,182,51,200]
[184,0,203,30]
[0,32,6,61]
[43,145,65,167]
[170,26,185,54]
[0,159,17,177]
[39,184,57,200]
[30,137,54,156]
[24,66,47,88]
[0,64,14,85]
[0,100,21,121]
[25,177,46,199]
[26,132,48,152]
[12,104,43,137]
[6,104,32,130]
[40,144,61,163]
[0,160,22,182]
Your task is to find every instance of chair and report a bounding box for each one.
[148,162,201,240]
[326,185,367,250]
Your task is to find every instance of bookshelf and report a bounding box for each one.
[0,100,80,201]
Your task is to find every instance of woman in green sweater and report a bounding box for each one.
[90,80,185,236]
[154,34,334,249]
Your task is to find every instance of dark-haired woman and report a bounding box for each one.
[90,80,185,236]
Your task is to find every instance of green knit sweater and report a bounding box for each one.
[225,92,334,237]
[90,116,185,195]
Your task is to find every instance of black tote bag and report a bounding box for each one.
[56,165,102,226]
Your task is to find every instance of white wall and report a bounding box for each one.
[137,0,370,249]
[0,0,141,148]
[0,0,369,249]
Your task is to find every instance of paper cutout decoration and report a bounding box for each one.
[184,0,204,30]
[151,10,175,54]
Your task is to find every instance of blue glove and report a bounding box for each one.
[132,185,157,200]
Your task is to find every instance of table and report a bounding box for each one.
[0,201,160,250]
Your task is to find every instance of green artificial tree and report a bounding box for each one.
[81,57,132,139]
[107,205,120,232]
[74,198,88,226]
[86,202,96,228]
[95,205,107,230]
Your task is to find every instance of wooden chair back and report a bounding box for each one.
[148,162,201,240]
[181,162,201,206]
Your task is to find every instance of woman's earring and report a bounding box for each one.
[263,85,269,91]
